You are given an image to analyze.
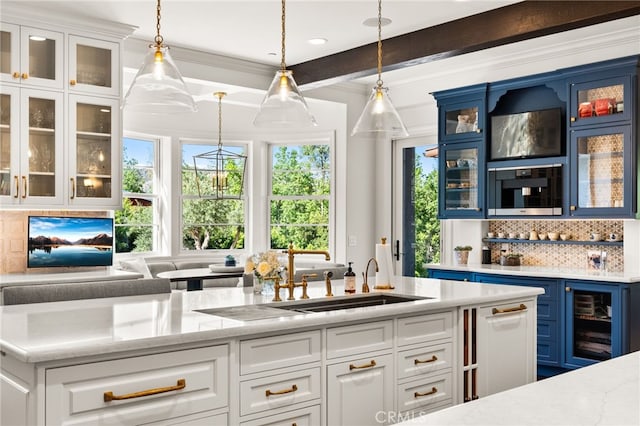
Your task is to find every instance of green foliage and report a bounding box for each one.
[454,245,473,251]
[413,162,440,277]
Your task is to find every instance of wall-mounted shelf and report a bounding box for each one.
[483,238,623,247]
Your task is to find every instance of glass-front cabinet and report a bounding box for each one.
[569,125,633,217]
[564,281,622,368]
[439,99,485,143]
[68,95,120,207]
[569,76,631,127]
[68,35,119,96]
[0,23,63,89]
[439,141,484,218]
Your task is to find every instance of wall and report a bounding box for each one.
[0,210,109,274]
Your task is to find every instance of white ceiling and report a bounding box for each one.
[18,0,520,66]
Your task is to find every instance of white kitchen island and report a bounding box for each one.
[0,277,542,425]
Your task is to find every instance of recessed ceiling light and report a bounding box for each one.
[308,38,328,46]
[363,17,392,27]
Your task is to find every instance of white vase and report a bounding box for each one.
[454,250,470,265]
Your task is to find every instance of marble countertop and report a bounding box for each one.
[398,350,640,426]
[0,277,542,364]
[428,263,640,283]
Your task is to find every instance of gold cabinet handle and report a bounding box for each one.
[492,303,527,315]
[70,177,75,199]
[475,128,482,133]
[414,387,437,398]
[13,176,19,198]
[265,384,298,397]
[570,116,576,122]
[104,378,185,402]
[21,176,26,198]
[570,205,576,211]
[12,72,20,79]
[70,79,77,86]
[565,287,571,292]
[414,355,438,365]
[21,73,28,80]
[349,360,376,370]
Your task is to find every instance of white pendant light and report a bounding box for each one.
[254,0,317,128]
[123,0,197,114]
[352,0,408,138]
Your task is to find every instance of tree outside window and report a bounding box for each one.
[115,137,157,253]
[270,144,331,250]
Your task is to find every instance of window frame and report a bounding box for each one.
[267,137,335,254]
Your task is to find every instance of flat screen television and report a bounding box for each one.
[27,216,113,268]
[490,108,563,161]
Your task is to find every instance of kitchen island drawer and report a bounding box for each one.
[396,371,452,415]
[45,345,228,425]
[397,342,453,379]
[239,367,321,417]
[240,330,321,375]
[397,311,453,347]
[326,320,393,359]
[240,404,320,426]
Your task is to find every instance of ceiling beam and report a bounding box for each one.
[291,0,640,89]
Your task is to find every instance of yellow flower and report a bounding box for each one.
[244,259,255,274]
[257,261,271,277]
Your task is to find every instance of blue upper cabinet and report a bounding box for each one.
[568,74,634,129]
[434,84,487,143]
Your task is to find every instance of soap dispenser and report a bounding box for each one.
[344,262,356,294]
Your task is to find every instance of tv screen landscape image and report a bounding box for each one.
[28,216,113,268]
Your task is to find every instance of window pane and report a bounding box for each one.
[270,199,329,224]
[182,199,245,250]
[270,225,329,250]
[272,145,330,196]
[115,198,154,253]
[123,137,154,193]
[270,199,329,250]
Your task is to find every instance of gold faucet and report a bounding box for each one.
[362,257,379,293]
[273,243,331,301]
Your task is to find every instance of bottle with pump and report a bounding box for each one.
[344,262,356,294]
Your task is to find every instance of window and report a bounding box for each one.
[269,143,331,250]
[115,136,159,253]
[181,141,247,251]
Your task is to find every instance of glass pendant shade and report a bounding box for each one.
[254,70,317,127]
[352,86,409,137]
[123,46,197,114]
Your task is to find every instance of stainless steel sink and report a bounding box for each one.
[195,304,301,321]
[265,293,430,313]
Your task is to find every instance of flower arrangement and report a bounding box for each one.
[245,251,285,280]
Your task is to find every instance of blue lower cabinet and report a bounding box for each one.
[427,269,473,281]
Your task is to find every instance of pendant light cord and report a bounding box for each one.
[376,0,383,89]
[154,0,164,47]
[281,0,287,71]
[215,92,225,148]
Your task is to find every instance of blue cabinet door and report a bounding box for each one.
[568,75,632,128]
[563,280,623,368]
[434,83,487,143]
[439,140,485,219]
[426,269,473,281]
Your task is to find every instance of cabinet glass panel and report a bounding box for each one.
[75,103,112,199]
[0,94,10,195]
[76,44,112,88]
[28,96,55,197]
[27,30,57,81]
[445,106,478,136]
[575,84,624,124]
[1,30,11,75]
[572,290,611,361]
[576,132,623,209]
[444,147,478,211]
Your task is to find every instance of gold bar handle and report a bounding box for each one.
[349,360,376,370]
[21,176,27,198]
[103,378,186,402]
[265,384,298,397]
[70,178,75,199]
[492,303,527,315]
[414,387,438,398]
[13,176,19,198]
[414,355,438,365]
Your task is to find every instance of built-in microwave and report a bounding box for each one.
[488,164,563,216]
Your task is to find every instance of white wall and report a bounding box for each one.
[121,15,640,272]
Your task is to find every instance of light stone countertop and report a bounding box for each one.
[428,263,640,283]
[396,350,640,426]
[0,277,542,364]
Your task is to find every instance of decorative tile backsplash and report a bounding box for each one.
[487,219,623,271]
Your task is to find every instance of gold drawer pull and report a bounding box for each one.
[414,355,438,365]
[266,384,298,397]
[21,73,28,80]
[12,71,20,79]
[70,79,77,86]
[414,387,438,398]
[103,378,186,402]
[349,360,376,370]
[14,176,19,198]
[21,176,27,198]
[492,303,527,315]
